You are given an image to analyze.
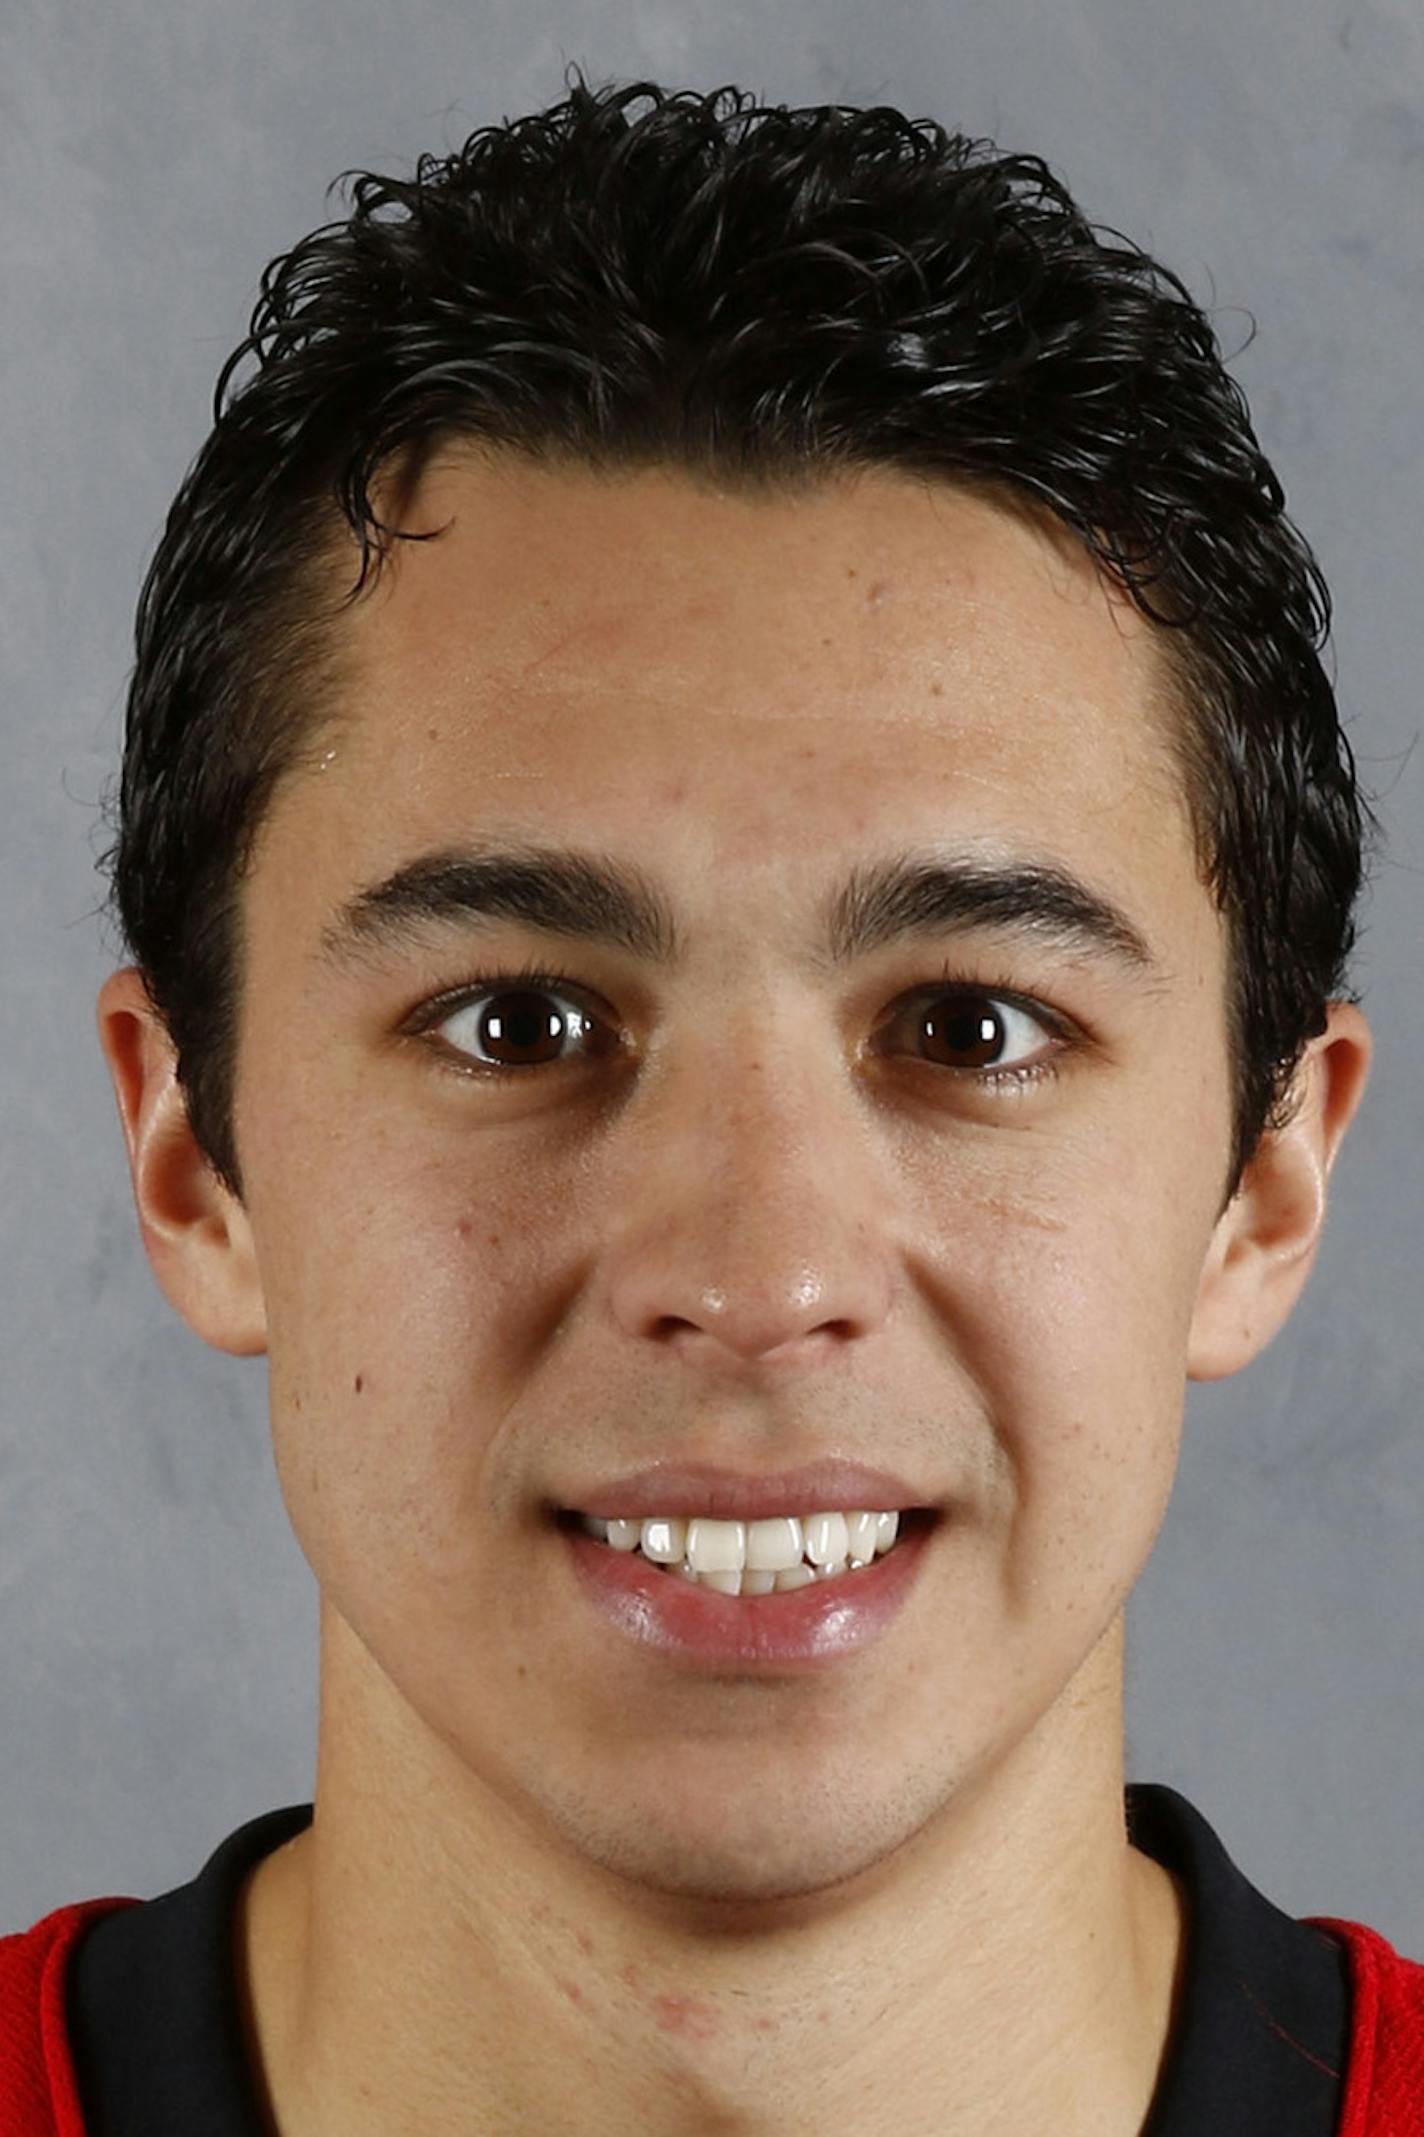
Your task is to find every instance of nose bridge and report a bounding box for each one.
[600,999,895,1363]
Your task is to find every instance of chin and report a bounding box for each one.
[538,1758,943,1910]
[593,1826,898,1908]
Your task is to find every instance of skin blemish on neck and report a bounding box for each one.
[651,1991,721,2040]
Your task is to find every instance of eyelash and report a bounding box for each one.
[403,958,1073,1093]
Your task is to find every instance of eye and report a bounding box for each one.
[410,967,1067,1085]
[879,986,1063,1079]
[419,971,618,1070]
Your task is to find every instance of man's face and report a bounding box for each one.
[232,458,1233,1901]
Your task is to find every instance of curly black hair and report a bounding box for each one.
[102,73,1370,1202]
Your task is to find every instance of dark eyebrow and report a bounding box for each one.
[320,845,680,968]
[823,854,1156,973]
[318,842,1158,977]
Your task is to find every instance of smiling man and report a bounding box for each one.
[4,73,1421,2137]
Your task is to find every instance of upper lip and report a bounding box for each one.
[557,1460,937,1523]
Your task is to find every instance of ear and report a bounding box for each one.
[1187,1002,1372,1380]
[96,967,268,1355]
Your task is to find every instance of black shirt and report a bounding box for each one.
[66,1782,1352,2134]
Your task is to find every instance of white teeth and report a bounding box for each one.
[685,1518,746,1575]
[845,1511,880,1562]
[639,1516,687,1564]
[698,1569,744,1595]
[803,1511,850,1567]
[575,1506,915,1594]
[744,1516,805,1571]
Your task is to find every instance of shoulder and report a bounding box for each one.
[1306,1913,1424,2135]
[1,1897,138,2136]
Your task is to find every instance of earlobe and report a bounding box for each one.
[1187,1002,1372,1381]
[96,967,268,1356]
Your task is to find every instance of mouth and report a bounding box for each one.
[554,1505,935,1596]
[553,1504,941,1667]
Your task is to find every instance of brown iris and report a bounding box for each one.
[478,990,577,1066]
[918,997,1008,1069]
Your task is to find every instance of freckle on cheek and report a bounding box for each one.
[354,1374,364,1395]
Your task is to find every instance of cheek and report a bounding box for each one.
[905,1119,1221,1495]
[248,1119,566,1592]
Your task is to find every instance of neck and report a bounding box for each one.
[237,1615,1186,2137]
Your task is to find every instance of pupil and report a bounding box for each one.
[484,991,566,1062]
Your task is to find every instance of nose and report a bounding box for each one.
[599,1038,896,1370]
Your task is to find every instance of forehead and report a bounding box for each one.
[261,454,1199,937]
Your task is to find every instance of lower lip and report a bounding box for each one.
[560,1517,936,1669]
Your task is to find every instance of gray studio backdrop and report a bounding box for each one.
[3,0,1421,1939]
